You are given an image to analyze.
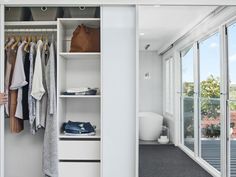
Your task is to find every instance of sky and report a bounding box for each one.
[182,23,236,85]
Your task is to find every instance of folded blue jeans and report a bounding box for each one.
[63,121,95,134]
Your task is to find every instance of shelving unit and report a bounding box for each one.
[59,130,101,139]
[57,17,101,177]
[59,18,100,27]
[59,95,101,98]
[59,52,100,60]
[58,18,100,53]
[5,21,57,29]
[4,16,102,177]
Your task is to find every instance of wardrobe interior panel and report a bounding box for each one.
[5,120,44,177]
[58,98,66,131]
[65,59,101,89]
[58,57,66,92]
[0,5,5,177]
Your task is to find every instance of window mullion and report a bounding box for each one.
[220,25,229,177]
[193,42,200,158]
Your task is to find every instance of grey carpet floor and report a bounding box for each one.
[139,145,213,177]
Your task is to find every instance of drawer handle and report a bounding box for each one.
[41,7,48,12]
[79,6,86,10]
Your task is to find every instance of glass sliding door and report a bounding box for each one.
[227,22,236,177]
[199,32,221,172]
[181,46,195,152]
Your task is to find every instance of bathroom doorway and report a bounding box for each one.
[137,5,232,177]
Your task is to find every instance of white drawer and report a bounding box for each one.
[59,162,100,177]
[59,140,100,160]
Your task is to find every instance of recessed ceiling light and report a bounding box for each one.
[154,5,161,7]
[140,33,145,36]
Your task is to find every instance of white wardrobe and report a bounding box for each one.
[0,4,137,177]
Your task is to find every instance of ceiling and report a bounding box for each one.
[139,6,217,52]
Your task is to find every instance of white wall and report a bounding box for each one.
[139,51,175,142]
[139,51,162,114]
[5,120,44,177]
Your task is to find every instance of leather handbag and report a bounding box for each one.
[70,24,100,52]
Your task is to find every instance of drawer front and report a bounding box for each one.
[59,140,100,160]
[59,162,100,177]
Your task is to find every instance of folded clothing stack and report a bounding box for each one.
[62,121,96,136]
[62,87,99,95]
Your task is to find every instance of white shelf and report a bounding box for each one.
[59,95,101,98]
[59,130,101,139]
[5,21,57,29]
[59,18,100,28]
[60,52,100,60]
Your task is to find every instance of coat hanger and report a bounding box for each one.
[32,35,36,43]
[43,29,49,51]
[36,32,40,42]
[11,35,20,50]
[22,35,27,42]
[40,31,43,41]
[52,33,54,42]
[5,35,10,45]
[5,36,15,50]
[24,33,31,53]
[37,34,43,41]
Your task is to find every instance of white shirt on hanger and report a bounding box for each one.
[10,41,28,90]
[31,40,45,100]
[10,41,27,119]
[31,40,45,129]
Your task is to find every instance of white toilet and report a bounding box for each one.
[139,112,163,141]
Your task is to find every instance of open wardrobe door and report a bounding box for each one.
[0,4,5,177]
[101,6,137,177]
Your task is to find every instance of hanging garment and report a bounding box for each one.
[22,52,30,120]
[5,45,24,133]
[31,40,45,100]
[40,43,49,128]
[5,37,15,51]
[10,41,28,89]
[43,42,58,177]
[10,41,27,119]
[4,37,15,116]
[31,40,45,130]
[28,42,37,134]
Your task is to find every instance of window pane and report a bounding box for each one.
[181,47,194,151]
[199,32,221,172]
[227,22,236,177]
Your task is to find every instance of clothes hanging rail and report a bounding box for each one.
[5,28,57,32]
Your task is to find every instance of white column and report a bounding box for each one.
[101,5,136,177]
